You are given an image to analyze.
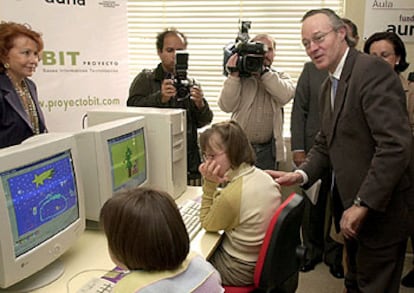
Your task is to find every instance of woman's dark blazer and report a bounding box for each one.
[0,73,47,148]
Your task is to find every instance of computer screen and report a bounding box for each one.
[108,127,147,193]
[75,116,149,222]
[86,106,187,200]
[0,133,85,291]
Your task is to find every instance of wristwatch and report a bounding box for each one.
[353,196,367,207]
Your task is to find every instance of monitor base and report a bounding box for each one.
[0,259,64,293]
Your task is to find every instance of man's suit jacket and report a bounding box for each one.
[291,61,328,153]
[0,73,47,148]
[301,48,414,249]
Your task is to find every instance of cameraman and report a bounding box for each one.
[218,34,295,170]
[127,28,213,185]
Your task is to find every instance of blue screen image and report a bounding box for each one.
[0,151,79,257]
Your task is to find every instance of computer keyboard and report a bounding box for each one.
[76,267,127,293]
[77,277,115,293]
[178,199,202,240]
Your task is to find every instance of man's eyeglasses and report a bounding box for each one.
[302,29,335,49]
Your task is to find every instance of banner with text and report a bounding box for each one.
[364,0,414,43]
[0,0,129,131]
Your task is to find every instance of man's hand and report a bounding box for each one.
[226,53,240,77]
[190,84,205,109]
[265,170,304,186]
[161,79,176,103]
[340,205,368,239]
[292,151,306,168]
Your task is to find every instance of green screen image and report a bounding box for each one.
[107,128,147,191]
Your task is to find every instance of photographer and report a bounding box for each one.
[218,33,295,170]
[127,28,213,185]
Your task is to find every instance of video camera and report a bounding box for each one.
[223,21,267,77]
[173,51,192,101]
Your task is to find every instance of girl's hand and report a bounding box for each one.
[199,160,228,184]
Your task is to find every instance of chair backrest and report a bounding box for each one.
[253,192,305,291]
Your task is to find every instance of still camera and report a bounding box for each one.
[174,51,192,101]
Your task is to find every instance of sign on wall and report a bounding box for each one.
[364,0,414,43]
[0,0,129,131]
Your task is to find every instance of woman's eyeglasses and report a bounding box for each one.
[202,152,225,161]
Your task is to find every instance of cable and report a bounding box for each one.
[81,113,88,130]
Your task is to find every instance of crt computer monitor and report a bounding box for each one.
[0,133,85,292]
[74,116,149,223]
[86,106,187,200]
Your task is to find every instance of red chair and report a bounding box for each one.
[224,193,306,293]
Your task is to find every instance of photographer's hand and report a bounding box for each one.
[252,66,270,79]
[226,54,240,77]
[161,79,176,103]
[190,84,205,109]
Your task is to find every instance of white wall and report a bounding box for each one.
[345,0,414,77]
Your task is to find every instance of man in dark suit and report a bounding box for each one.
[290,62,344,277]
[290,18,359,278]
[268,8,414,292]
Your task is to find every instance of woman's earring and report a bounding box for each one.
[4,63,9,69]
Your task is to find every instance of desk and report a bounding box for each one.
[31,186,221,293]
